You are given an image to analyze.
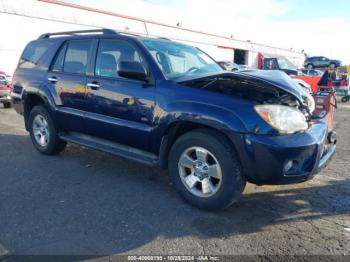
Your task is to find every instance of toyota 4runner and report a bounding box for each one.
[11,29,336,210]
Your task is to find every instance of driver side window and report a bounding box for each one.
[95,39,144,78]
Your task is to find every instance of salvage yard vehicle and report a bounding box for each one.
[0,74,12,108]
[11,29,336,210]
[261,57,301,76]
[260,57,322,92]
[292,74,321,93]
[304,56,342,69]
[301,69,323,77]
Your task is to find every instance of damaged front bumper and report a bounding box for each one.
[230,119,336,185]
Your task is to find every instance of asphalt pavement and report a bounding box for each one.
[0,103,349,257]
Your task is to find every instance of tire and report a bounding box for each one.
[3,102,11,108]
[28,105,66,155]
[329,63,336,69]
[307,64,314,69]
[168,129,246,211]
[341,96,349,103]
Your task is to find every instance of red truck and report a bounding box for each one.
[0,73,12,108]
[260,57,321,92]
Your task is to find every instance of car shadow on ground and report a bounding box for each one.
[0,134,349,255]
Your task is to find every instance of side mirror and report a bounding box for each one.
[117,61,148,82]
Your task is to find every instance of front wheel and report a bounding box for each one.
[307,64,314,69]
[168,129,246,210]
[341,96,350,103]
[28,105,66,155]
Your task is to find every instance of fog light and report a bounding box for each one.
[284,161,294,173]
[284,160,299,174]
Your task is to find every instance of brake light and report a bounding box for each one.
[339,81,347,87]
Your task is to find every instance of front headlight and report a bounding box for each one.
[255,105,308,134]
[305,93,315,113]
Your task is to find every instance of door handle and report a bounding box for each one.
[87,82,100,90]
[48,76,57,83]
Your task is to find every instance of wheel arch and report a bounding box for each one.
[23,91,53,131]
[158,120,242,170]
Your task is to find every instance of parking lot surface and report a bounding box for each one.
[0,104,349,257]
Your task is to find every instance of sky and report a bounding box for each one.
[65,0,350,64]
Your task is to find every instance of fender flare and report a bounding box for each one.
[22,84,57,130]
[156,101,248,169]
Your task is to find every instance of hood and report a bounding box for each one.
[177,70,306,104]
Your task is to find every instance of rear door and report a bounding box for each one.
[47,39,93,132]
[314,57,323,67]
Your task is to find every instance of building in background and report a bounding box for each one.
[0,0,304,75]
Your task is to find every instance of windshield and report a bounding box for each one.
[277,58,297,70]
[0,75,7,85]
[142,40,223,80]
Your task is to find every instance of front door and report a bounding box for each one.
[47,39,93,133]
[84,39,156,151]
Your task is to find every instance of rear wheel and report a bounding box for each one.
[28,105,66,155]
[168,129,246,210]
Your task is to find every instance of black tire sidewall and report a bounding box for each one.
[3,102,11,108]
[169,130,245,210]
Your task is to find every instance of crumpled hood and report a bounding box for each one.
[238,70,308,99]
[177,70,307,104]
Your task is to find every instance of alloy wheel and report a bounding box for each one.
[178,146,222,198]
[33,114,50,147]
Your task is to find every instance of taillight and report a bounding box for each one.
[339,81,347,87]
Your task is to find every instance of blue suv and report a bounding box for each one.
[11,29,336,210]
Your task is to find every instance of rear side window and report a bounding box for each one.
[64,40,92,74]
[51,44,67,72]
[51,40,92,75]
[18,41,52,69]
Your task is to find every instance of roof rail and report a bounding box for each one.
[158,37,172,41]
[38,29,118,39]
